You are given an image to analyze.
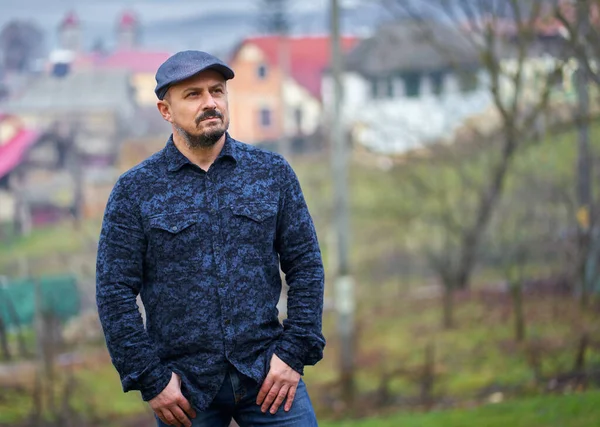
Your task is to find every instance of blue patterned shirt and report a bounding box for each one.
[96,134,325,411]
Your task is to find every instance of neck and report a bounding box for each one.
[172,132,226,171]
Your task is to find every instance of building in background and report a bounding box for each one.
[58,11,82,53]
[0,114,40,232]
[227,35,358,151]
[60,11,171,109]
[0,10,176,235]
[0,69,136,230]
[322,20,491,155]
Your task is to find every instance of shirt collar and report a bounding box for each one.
[165,132,238,172]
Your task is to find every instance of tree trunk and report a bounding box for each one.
[4,294,28,357]
[575,0,593,309]
[510,281,526,342]
[455,134,518,291]
[0,316,11,361]
[574,333,589,372]
[442,283,454,329]
[420,343,435,408]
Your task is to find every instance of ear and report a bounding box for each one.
[157,100,172,123]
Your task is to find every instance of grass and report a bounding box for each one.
[303,290,600,402]
[73,362,148,417]
[0,218,101,277]
[0,350,148,425]
[2,290,597,425]
[321,390,600,427]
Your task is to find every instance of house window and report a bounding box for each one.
[386,77,394,98]
[431,71,445,96]
[257,64,268,80]
[260,108,272,128]
[459,70,478,93]
[392,77,404,98]
[404,72,421,98]
[371,78,395,99]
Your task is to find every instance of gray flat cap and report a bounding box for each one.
[154,50,235,100]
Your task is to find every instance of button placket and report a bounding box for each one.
[206,173,232,345]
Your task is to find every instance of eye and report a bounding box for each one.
[186,91,199,98]
[212,87,224,94]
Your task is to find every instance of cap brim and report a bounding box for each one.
[157,64,235,100]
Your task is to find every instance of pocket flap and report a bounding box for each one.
[233,202,277,223]
[149,214,198,234]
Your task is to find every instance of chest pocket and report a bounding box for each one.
[230,202,278,245]
[147,213,203,272]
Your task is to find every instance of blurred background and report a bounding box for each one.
[2,0,600,426]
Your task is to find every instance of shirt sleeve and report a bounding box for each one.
[96,176,171,401]
[274,160,326,375]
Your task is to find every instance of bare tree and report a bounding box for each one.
[0,315,11,361]
[383,0,566,328]
[556,0,597,307]
[555,0,600,85]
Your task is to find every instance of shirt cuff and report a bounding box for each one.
[274,339,306,376]
[137,363,173,401]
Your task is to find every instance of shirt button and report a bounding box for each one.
[171,226,178,232]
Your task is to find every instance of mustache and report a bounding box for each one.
[195,110,223,126]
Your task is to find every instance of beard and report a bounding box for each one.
[174,109,228,149]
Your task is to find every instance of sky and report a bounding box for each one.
[0,0,388,56]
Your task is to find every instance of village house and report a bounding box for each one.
[0,10,177,235]
[227,35,358,152]
[0,114,40,233]
[66,11,171,110]
[0,66,136,233]
[322,20,491,155]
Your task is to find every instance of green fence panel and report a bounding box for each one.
[0,275,80,328]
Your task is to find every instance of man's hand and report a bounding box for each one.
[256,354,301,414]
[149,372,196,427]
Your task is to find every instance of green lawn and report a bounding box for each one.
[322,391,600,427]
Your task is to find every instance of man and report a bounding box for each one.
[96,50,325,427]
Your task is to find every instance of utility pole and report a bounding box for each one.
[261,0,291,158]
[575,0,592,307]
[330,0,355,406]
[278,31,291,159]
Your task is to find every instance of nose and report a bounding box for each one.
[202,93,217,111]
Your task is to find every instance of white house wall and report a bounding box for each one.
[322,72,492,154]
[282,78,321,136]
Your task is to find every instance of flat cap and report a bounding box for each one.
[154,50,235,100]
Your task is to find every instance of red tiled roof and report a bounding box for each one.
[74,50,171,74]
[0,126,39,180]
[120,11,137,28]
[61,11,79,28]
[236,35,359,99]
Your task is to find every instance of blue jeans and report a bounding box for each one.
[156,366,318,426]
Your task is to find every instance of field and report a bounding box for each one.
[2,123,600,425]
[321,390,600,427]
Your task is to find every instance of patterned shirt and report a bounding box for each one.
[96,134,325,411]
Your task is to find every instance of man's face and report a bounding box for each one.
[158,69,230,149]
